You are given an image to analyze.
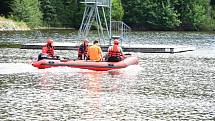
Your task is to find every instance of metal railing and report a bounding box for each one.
[111,21,131,45]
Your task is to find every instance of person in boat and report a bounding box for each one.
[87,40,103,61]
[38,38,56,61]
[106,39,125,62]
[78,39,89,60]
[42,38,55,57]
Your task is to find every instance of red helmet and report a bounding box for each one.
[47,38,54,45]
[113,39,119,45]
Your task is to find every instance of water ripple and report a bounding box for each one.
[1,31,215,120]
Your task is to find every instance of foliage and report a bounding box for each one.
[176,0,215,30]
[122,0,215,30]
[0,0,214,30]
[72,4,84,28]
[11,0,42,28]
[112,0,124,21]
[122,0,181,30]
[148,1,181,30]
[0,0,12,16]
[39,0,56,27]
[39,0,81,27]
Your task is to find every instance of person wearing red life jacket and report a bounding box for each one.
[42,38,55,57]
[107,39,125,62]
[37,38,55,61]
[78,39,89,60]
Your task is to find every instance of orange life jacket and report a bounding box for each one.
[108,45,122,57]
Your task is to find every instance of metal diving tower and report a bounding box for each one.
[78,0,131,45]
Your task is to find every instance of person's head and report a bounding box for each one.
[47,38,54,46]
[83,39,89,45]
[113,39,119,45]
[93,40,99,45]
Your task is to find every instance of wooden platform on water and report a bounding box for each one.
[21,42,195,53]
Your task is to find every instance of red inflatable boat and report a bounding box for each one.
[32,56,139,71]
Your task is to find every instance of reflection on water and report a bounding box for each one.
[0,57,142,120]
[0,31,215,120]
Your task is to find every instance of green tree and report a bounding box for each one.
[176,0,214,30]
[11,0,42,28]
[122,0,180,30]
[211,0,215,29]
[62,0,77,27]
[39,0,56,27]
[153,1,181,30]
[40,0,77,27]
[69,0,84,28]
[48,0,64,27]
[5,0,215,30]
[112,0,124,21]
[122,0,148,28]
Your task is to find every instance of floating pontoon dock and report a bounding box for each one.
[21,42,195,53]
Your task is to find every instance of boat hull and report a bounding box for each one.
[32,56,139,71]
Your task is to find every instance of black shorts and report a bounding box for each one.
[107,56,122,62]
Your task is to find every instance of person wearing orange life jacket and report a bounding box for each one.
[107,39,125,62]
[87,40,103,61]
[42,38,55,57]
[78,39,89,60]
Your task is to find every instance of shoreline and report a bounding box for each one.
[0,19,30,31]
[35,27,75,30]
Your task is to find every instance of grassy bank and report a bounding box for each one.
[0,17,30,31]
[0,42,21,48]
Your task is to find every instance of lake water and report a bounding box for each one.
[0,30,215,120]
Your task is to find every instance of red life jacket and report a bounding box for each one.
[42,45,54,57]
[78,44,88,55]
[78,43,88,60]
[108,45,122,57]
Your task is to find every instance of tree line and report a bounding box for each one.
[0,0,215,31]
